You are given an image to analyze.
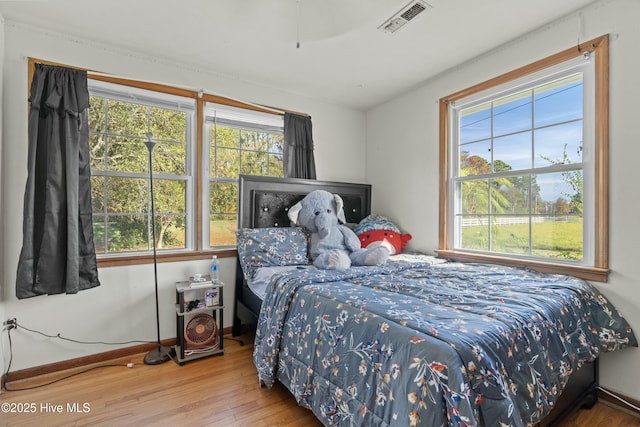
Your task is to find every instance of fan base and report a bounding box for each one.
[144,344,175,365]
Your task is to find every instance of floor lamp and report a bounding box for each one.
[143,132,175,365]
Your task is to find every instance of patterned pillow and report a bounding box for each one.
[236,227,309,281]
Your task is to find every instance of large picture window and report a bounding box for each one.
[439,36,609,282]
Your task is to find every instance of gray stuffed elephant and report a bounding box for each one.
[288,190,389,270]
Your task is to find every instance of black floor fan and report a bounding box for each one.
[143,132,175,365]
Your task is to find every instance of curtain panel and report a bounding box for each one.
[283,112,317,179]
[16,64,100,299]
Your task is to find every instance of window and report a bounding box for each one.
[89,80,196,255]
[203,102,284,247]
[439,36,609,282]
[81,77,285,263]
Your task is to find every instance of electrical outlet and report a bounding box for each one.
[2,318,16,331]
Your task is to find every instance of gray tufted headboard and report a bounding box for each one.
[237,175,371,229]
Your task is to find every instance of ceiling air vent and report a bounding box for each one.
[378,0,432,34]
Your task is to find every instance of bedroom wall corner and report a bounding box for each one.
[365,0,640,402]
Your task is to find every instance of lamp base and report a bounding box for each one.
[144,344,175,365]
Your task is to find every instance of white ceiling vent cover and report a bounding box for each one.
[378,0,433,34]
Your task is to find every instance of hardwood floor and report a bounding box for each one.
[1,333,638,427]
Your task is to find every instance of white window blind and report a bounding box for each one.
[204,102,283,133]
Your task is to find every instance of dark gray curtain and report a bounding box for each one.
[16,63,100,299]
[283,112,316,179]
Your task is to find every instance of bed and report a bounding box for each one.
[233,175,637,427]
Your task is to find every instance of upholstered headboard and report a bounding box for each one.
[237,174,372,229]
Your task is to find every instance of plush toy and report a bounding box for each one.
[354,214,412,255]
[288,190,389,270]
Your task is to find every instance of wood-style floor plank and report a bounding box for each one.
[0,333,638,426]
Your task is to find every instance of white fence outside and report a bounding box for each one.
[460,216,581,227]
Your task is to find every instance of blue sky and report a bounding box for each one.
[459,74,583,203]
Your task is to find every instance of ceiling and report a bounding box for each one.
[0,0,598,110]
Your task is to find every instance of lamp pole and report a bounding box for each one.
[143,132,175,365]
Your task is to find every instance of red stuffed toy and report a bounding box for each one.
[353,214,412,255]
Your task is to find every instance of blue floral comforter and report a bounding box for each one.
[253,260,637,427]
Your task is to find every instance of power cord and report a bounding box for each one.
[223,335,244,346]
[16,322,156,346]
[1,320,162,392]
[1,327,14,391]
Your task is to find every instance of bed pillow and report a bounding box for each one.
[236,227,309,281]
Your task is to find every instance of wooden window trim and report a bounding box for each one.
[438,35,609,282]
[96,249,238,268]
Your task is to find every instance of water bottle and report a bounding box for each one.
[210,255,220,283]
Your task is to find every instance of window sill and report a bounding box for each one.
[97,249,237,268]
[436,249,609,283]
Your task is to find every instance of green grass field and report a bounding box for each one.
[462,221,583,260]
[210,219,237,246]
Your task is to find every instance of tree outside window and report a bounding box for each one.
[204,102,284,247]
[89,91,192,254]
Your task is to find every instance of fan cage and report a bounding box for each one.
[184,313,219,349]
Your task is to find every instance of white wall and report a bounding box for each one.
[366,0,640,401]
[0,12,7,381]
[0,21,366,371]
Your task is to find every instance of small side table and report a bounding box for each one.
[174,279,224,365]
